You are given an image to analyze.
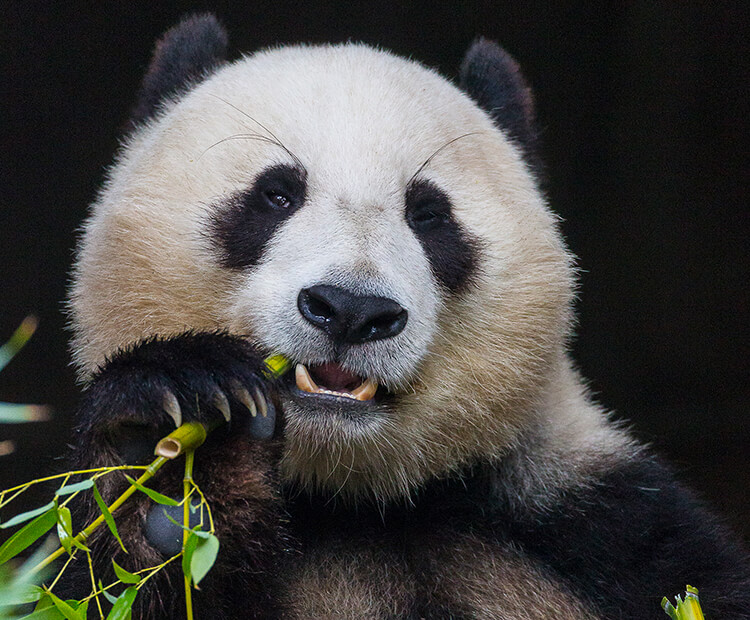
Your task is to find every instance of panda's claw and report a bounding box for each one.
[212,388,232,423]
[79,332,278,459]
[230,381,258,417]
[253,388,268,418]
[162,389,182,428]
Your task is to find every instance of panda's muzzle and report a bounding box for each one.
[295,362,378,402]
[292,284,404,402]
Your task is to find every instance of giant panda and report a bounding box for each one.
[62,13,750,619]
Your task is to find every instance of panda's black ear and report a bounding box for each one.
[130,13,229,127]
[459,38,539,171]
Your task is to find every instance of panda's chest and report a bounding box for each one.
[281,508,598,619]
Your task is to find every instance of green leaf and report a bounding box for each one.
[46,591,84,620]
[163,508,206,536]
[56,506,73,555]
[33,591,54,610]
[0,501,55,529]
[181,532,199,583]
[93,483,127,553]
[105,586,138,620]
[123,475,179,505]
[0,508,56,565]
[190,533,219,587]
[99,579,119,605]
[0,316,38,372]
[19,604,66,619]
[55,479,94,496]
[0,583,45,606]
[76,600,88,617]
[112,559,141,584]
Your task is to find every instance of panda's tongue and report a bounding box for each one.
[309,362,361,391]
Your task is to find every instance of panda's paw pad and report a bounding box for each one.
[80,332,277,462]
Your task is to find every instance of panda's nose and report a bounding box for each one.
[298,285,408,344]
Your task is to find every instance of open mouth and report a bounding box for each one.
[295,362,378,402]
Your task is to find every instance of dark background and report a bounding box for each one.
[1,3,748,541]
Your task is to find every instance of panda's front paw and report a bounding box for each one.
[77,332,277,463]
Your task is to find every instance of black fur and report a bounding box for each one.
[459,38,540,175]
[76,332,277,455]
[495,457,750,619]
[62,332,289,618]
[211,164,308,270]
[285,456,750,618]
[130,13,228,128]
[405,179,481,294]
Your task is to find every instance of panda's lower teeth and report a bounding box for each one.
[294,364,377,401]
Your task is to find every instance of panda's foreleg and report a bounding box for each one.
[59,332,290,617]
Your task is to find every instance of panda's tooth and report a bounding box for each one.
[212,389,231,422]
[352,377,378,401]
[162,390,182,428]
[295,364,320,394]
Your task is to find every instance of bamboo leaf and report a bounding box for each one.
[99,579,119,605]
[105,586,138,620]
[0,583,45,606]
[181,532,199,583]
[33,592,54,610]
[111,559,141,584]
[93,482,127,553]
[19,604,65,619]
[0,508,56,565]
[0,501,55,529]
[56,506,73,555]
[55,479,94,496]
[163,509,206,536]
[46,591,84,620]
[123,475,179,505]
[76,600,88,617]
[190,534,219,587]
[0,316,38,372]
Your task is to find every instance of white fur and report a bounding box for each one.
[70,43,630,503]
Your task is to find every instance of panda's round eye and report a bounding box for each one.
[264,191,292,209]
[408,201,450,230]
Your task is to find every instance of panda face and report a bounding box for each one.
[70,44,574,501]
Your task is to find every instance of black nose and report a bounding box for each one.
[298,285,408,344]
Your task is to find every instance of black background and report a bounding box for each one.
[1,3,748,541]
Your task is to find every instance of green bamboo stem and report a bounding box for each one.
[29,422,209,576]
[21,355,290,591]
[183,450,196,620]
[155,422,207,459]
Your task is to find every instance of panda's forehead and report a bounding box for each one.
[169,44,481,203]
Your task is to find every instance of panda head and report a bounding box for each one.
[70,15,575,502]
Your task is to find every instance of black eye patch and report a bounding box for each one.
[405,179,481,294]
[210,164,307,270]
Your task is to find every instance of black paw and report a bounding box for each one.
[77,332,277,463]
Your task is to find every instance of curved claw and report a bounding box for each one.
[162,390,182,428]
[230,381,257,417]
[253,388,268,418]
[212,389,231,423]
